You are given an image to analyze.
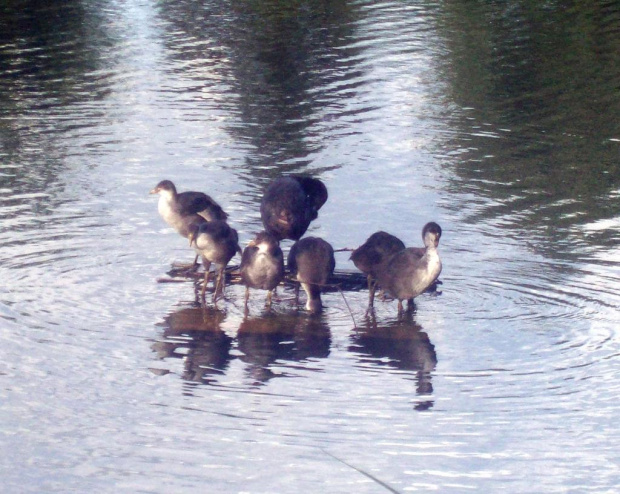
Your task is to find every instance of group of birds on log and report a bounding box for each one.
[150,175,442,315]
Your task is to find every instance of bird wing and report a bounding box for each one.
[177,191,228,220]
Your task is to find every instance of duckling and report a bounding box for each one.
[150,179,228,266]
[350,231,405,308]
[188,220,241,303]
[288,236,335,313]
[150,179,228,234]
[240,231,285,309]
[260,175,328,241]
[375,222,442,314]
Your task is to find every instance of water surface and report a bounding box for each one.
[1,1,620,492]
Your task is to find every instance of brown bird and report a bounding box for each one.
[350,231,405,308]
[288,236,335,313]
[239,231,285,309]
[375,222,442,314]
[188,220,241,304]
[150,179,228,267]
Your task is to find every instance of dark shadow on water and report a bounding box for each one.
[154,268,441,398]
[349,311,437,411]
[152,306,233,389]
[152,303,331,389]
[237,311,331,386]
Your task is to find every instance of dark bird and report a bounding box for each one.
[188,220,241,303]
[150,179,228,267]
[350,231,405,308]
[260,175,328,241]
[240,231,285,309]
[288,236,335,313]
[375,222,442,314]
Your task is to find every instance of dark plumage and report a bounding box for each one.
[375,222,442,314]
[260,176,328,241]
[150,179,228,237]
[240,231,285,309]
[188,220,241,303]
[151,179,228,266]
[350,231,405,308]
[288,236,335,313]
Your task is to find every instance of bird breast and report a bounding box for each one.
[411,249,441,295]
[253,253,280,276]
[246,252,282,288]
[158,194,178,224]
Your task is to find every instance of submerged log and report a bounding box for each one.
[159,263,369,292]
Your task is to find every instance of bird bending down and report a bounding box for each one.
[350,231,405,309]
[260,175,328,241]
[287,236,335,313]
[375,222,442,314]
[240,231,285,309]
[150,179,228,267]
[188,220,241,304]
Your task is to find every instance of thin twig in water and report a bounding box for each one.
[320,449,402,494]
[327,283,357,329]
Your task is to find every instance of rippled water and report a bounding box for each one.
[2,1,620,492]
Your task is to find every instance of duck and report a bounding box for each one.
[150,179,228,266]
[350,231,405,308]
[150,179,228,234]
[260,175,328,241]
[287,236,335,313]
[188,220,241,303]
[375,222,442,314]
[239,231,285,309]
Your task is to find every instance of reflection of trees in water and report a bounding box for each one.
[237,311,331,385]
[0,1,113,103]
[157,0,364,182]
[435,2,620,252]
[0,1,116,216]
[349,313,437,410]
[152,306,233,387]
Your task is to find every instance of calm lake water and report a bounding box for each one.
[2,0,620,492]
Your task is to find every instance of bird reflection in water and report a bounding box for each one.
[152,306,232,390]
[237,311,331,386]
[349,312,437,411]
[152,305,332,389]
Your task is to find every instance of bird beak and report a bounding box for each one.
[188,233,195,247]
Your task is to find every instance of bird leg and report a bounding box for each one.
[200,260,212,303]
[266,289,273,309]
[244,286,250,308]
[303,283,323,313]
[294,283,300,306]
[200,270,211,302]
[212,267,225,303]
[367,275,376,308]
